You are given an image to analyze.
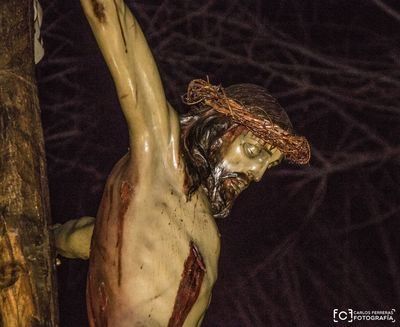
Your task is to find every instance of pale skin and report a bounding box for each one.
[54,136,282,260]
[221,132,283,184]
[55,0,282,326]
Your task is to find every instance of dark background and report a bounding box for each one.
[36,0,400,326]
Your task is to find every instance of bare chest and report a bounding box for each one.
[89,157,220,326]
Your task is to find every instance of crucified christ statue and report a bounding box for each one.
[54,0,310,326]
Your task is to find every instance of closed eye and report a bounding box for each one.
[243,143,262,158]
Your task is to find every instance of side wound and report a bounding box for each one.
[168,242,206,327]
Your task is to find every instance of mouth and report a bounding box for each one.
[231,179,248,194]
[221,174,250,195]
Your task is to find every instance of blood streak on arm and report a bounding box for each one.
[90,0,106,23]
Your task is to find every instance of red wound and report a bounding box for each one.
[168,241,206,327]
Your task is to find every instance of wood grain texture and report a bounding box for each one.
[0,0,59,325]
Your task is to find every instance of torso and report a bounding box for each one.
[80,2,220,324]
[87,153,220,327]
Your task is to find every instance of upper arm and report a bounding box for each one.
[80,0,173,160]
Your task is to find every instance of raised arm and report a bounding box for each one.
[80,0,177,161]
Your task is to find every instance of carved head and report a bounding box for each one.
[180,81,309,218]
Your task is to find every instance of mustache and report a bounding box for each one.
[220,172,250,183]
[220,171,251,194]
[210,170,249,199]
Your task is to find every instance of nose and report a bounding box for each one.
[251,161,270,182]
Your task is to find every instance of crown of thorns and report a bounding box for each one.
[182,79,311,164]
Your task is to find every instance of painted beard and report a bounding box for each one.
[204,163,251,219]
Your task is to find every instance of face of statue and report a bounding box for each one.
[207,130,283,218]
